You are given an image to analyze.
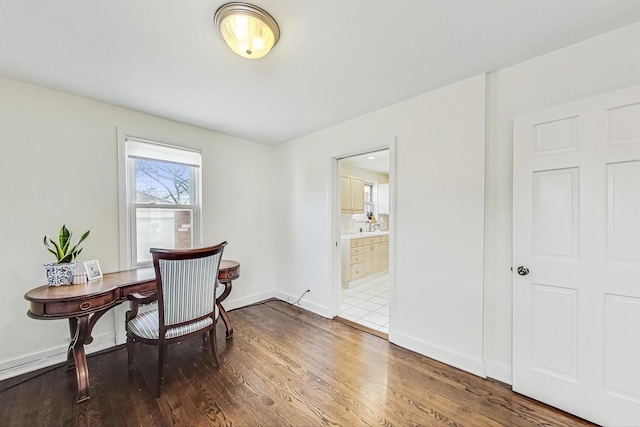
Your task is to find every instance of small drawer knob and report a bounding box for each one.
[79,301,92,310]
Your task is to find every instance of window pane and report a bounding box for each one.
[136,208,192,263]
[364,184,372,202]
[135,158,192,205]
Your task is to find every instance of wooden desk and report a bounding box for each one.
[24,260,240,403]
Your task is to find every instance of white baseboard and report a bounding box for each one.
[484,360,512,385]
[0,332,115,381]
[273,290,330,318]
[223,290,276,311]
[393,332,486,379]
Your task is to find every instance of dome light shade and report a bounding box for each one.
[214,2,280,59]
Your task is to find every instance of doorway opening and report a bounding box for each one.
[335,149,390,338]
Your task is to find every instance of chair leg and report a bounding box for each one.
[157,343,166,398]
[126,335,134,371]
[209,327,220,368]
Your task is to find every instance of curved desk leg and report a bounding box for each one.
[67,318,78,371]
[216,281,234,339]
[66,309,108,403]
[70,315,91,403]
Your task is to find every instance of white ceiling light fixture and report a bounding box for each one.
[367,156,376,160]
[214,2,280,59]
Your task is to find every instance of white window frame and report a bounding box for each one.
[117,130,202,270]
[364,181,375,216]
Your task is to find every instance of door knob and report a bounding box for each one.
[516,266,529,276]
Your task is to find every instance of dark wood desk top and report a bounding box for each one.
[25,268,156,302]
[25,260,240,320]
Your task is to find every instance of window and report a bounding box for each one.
[364,182,374,215]
[118,135,202,268]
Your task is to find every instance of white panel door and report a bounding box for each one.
[513,84,640,427]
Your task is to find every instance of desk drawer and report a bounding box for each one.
[219,266,240,282]
[45,291,118,316]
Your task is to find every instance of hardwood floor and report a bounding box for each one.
[0,300,594,426]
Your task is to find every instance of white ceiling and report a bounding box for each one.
[341,150,389,174]
[1,1,639,145]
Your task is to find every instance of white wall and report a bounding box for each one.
[0,76,276,378]
[273,75,487,376]
[483,22,640,383]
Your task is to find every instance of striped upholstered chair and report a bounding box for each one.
[125,242,227,397]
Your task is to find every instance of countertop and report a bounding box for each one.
[341,230,389,240]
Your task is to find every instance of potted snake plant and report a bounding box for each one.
[43,225,90,286]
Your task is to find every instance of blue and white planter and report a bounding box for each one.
[44,262,77,286]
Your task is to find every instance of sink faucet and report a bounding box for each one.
[370,223,381,231]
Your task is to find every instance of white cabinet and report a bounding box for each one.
[341,234,389,286]
[340,176,351,214]
[363,242,380,276]
[340,175,364,214]
[379,235,389,270]
[351,178,364,213]
[377,183,389,214]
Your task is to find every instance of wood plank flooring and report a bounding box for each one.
[0,300,595,426]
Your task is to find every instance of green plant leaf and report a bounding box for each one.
[47,236,64,261]
[59,224,71,254]
[44,236,57,258]
[59,254,72,263]
[71,247,85,262]
[67,243,79,258]
[77,229,90,247]
[44,225,91,263]
[45,247,58,258]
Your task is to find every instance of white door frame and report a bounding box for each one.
[329,137,397,340]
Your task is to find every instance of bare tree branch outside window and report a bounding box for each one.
[135,159,191,205]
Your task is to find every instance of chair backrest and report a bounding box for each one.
[151,242,227,330]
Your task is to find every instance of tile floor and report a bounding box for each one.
[339,273,389,334]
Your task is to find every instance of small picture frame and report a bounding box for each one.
[84,260,103,281]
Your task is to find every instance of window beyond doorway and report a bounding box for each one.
[364,182,373,215]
